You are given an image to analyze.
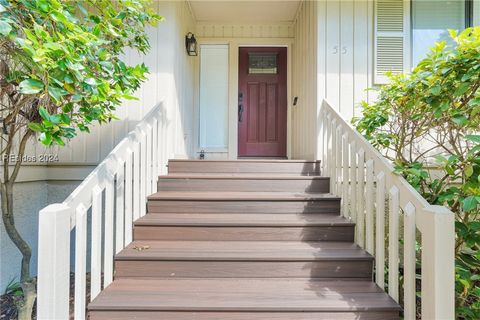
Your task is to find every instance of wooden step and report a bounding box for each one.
[134,213,354,241]
[114,241,373,279]
[168,159,321,175]
[88,278,400,319]
[157,174,330,193]
[147,192,340,214]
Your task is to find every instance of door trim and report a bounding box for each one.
[195,38,293,160]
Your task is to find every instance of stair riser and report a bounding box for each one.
[115,260,373,279]
[89,311,399,320]
[134,226,354,241]
[157,178,330,193]
[168,161,321,175]
[147,200,341,214]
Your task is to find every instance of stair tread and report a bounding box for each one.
[148,191,340,201]
[135,213,353,227]
[88,278,400,312]
[116,241,372,261]
[169,159,321,163]
[161,174,328,180]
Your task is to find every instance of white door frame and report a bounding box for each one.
[196,38,293,160]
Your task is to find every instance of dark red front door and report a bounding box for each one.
[238,47,287,157]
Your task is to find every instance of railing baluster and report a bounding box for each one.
[74,204,87,320]
[404,202,416,320]
[421,206,455,319]
[146,124,153,196]
[349,141,357,222]
[375,172,386,289]
[124,149,133,244]
[37,204,71,319]
[104,177,114,287]
[365,159,374,254]
[356,148,365,247]
[90,187,103,300]
[325,114,332,180]
[133,140,141,220]
[152,118,159,192]
[140,130,147,217]
[335,126,342,196]
[115,162,125,254]
[330,118,337,193]
[342,134,349,218]
[388,186,400,302]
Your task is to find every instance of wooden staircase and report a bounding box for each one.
[88,159,401,320]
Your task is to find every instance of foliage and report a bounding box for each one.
[0,0,161,146]
[0,1,160,319]
[354,27,480,319]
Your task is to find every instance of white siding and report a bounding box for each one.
[290,0,376,160]
[22,1,196,176]
[196,23,294,39]
[319,0,375,118]
[291,1,317,160]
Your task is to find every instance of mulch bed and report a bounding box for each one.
[0,273,92,320]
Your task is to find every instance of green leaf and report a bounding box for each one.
[465,135,480,144]
[452,115,468,126]
[48,85,68,102]
[0,20,12,35]
[38,107,50,121]
[454,83,470,96]
[430,85,441,96]
[39,132,52,145]
[465,165,474,178]
[54,135,65,146]
[463,196,479,212]
[27,123,43,132]
[19,79,44,94]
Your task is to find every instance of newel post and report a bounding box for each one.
[37,203,72,320]
[421,206,455,320]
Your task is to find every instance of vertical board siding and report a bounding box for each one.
[293,0,374,160]
[196,23,294,38]
[292,1,317,160]
[24,1,196,165]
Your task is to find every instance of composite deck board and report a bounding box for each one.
[147,191,339,201]
[89,278,400,311]
[134,213,355,241]
[116,241,372,261]
[134,213,354,226]
[88,159,400,319]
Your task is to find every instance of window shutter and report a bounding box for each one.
[374,0,410,84]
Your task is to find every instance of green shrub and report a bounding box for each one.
[354,27,480,319]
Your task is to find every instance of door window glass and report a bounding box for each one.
[248,53,278,74]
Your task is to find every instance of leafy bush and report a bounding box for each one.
[0,1,160,319]
[354,27,480,319]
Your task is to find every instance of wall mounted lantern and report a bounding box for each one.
[185,32,198,56]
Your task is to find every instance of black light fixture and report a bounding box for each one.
[185,32,198,56]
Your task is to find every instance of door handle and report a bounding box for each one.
[238,92,244,122]
[238,104,244,122]
[342,46,347,54]
[333,46,338,54]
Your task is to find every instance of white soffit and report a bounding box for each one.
[188,0,302,23]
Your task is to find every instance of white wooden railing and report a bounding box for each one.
[37,101,169,320]
[317,100,455,320]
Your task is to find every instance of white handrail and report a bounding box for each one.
[317,99,455,320]
[37,100,169,320]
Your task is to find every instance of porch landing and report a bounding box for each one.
[88,159,401,319]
